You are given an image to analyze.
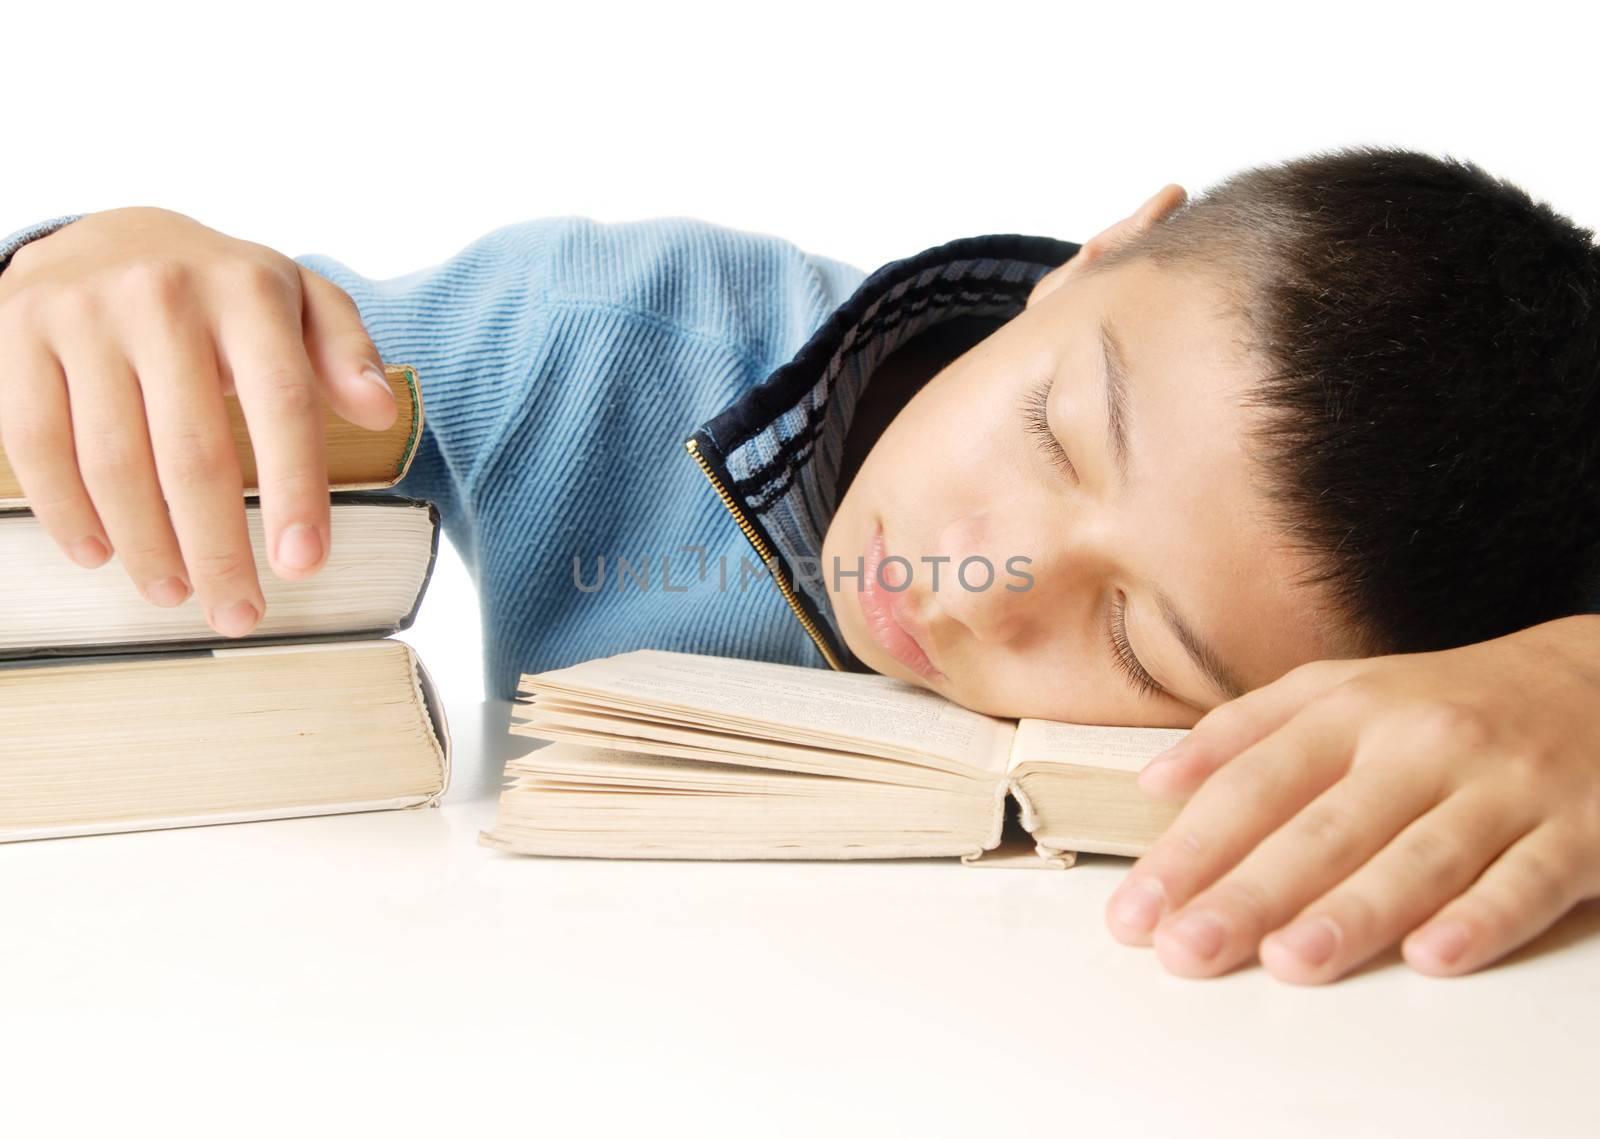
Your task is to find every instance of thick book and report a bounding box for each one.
[0,638,451,842]
[0,494,440,659]
[0,363,423,509]
[481,650,1189,869]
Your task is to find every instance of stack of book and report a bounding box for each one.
[0,364,451,842]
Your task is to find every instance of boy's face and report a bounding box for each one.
[821,254,1360,727]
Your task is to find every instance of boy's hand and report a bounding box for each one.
[1105,614,1600,983]
[0,206,396,638]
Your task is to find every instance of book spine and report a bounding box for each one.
[397,498,443,633]
[402,641,452,805]
[957,780,1077,870]
[390,365,424,483]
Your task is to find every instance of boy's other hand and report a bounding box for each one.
[1105,613,1600,983]
[0,206,396,638]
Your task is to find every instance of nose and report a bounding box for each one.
[921,509,1036,645]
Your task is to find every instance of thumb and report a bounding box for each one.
[1137,657,1361,800]
[298,265,399,432]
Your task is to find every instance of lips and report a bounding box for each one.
[858,520,945,682]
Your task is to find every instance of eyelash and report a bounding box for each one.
[1019,377,1163,702]
[1019,376,1075,478]
[1109,593,1165,701]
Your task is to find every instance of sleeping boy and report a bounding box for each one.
[3,144,1597,985]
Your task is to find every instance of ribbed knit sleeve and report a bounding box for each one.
[292,216,864,585]
[298,215,868,697]
[291,222,569,571]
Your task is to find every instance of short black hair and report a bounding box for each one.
[1092,145,1600,657]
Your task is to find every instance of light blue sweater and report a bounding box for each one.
[0,215,1077,698]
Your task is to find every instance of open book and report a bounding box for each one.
[481,650,1189,869]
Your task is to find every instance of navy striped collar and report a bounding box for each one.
[686,232,1081,670]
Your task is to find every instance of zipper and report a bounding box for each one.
[683,436,845,671]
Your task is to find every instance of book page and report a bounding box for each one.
[520,650,1016,776]
[1008,719,1189,775]
[523,707,984,793]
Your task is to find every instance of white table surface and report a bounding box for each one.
[4,692,1598,1138]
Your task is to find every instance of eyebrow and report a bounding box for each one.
[1152,585,1249,704]
[1099,316,1133,489]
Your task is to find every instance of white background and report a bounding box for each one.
[5,3,1600,1135]
[7,0,1597,712]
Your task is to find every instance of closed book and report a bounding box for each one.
[0,363,423,509]
[1,638,451,842]
[0,494,440,659]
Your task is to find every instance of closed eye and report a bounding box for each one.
[1021,376,1167,703]
[1108,592,1167,701]
[1019,376,1078,482]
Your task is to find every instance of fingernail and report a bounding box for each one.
[70,536,109,568]
[1271,915,1341,968]
[1112,877,1166,933]
[360,364,394,395]
[1168,909,1228,961]
[145,576,191,607]
[213,599,259,637]
[276,523,323,571]
[1413,920,1470,966]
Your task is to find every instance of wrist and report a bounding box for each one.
[1507,612,1600,681]
[0,213,87,278]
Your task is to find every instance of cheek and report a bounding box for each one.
[953,647,1203,729]
[873,369,1027,504]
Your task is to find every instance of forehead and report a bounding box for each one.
[1076,257,1360,684]
[1097,255,1254,370]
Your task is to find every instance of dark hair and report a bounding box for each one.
[1092,145,1600,657]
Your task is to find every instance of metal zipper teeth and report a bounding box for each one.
[683,436,844,671]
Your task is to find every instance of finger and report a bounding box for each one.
[1400,822,1594,978]
[55,336,192,607]
[1257,790,1532,984]
[1150,757,1446,978]
[0,331,114,570]
[128,296,264,637]
[1105,697,1355,946]
[209,263,331,583]
[298,266,397,432]
[1139,658,1363,800]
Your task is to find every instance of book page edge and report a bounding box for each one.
[0,796,441,844]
